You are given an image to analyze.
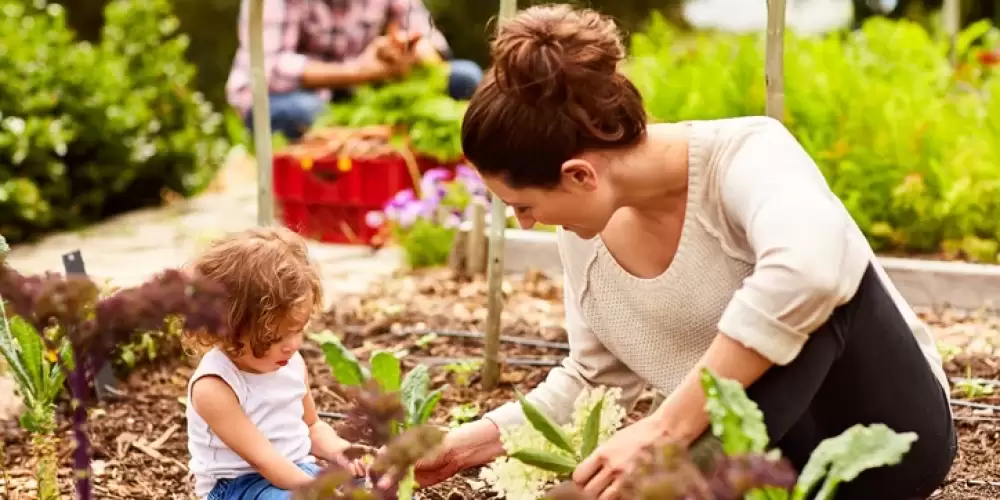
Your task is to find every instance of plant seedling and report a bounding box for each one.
[442,359,481,387]
[310,331,446,500]
[504,391,607,476]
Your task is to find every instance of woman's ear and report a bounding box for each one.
[560,158,599,192]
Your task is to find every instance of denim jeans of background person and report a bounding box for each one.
[226,0,483,141]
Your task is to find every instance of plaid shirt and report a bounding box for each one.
[226,0,450,117]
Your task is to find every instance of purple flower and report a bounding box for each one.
[365,211,385,229]
[456,164,486,197]
[384,189,416,223]
[420,168,452,205]
[397,199,434,229]
[442,212,462,229]
[421,167,451,188]
[386,188,416,210]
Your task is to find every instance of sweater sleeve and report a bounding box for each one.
[716,117,862,365]
[483,246,645,429]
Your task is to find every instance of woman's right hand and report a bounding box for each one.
[413,443,464,487]
[414,419,507,487]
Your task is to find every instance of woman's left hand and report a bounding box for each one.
[571,415,668,500]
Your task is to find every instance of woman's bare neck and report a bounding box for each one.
[609,122,690,214]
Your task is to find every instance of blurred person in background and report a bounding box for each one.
[226,0,483,141]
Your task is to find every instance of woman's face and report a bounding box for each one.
[480,157,617,240]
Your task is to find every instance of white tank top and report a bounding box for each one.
[186,348,315,498]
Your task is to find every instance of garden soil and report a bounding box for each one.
[1,269,998,499]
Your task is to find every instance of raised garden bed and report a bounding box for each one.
[1,269,997,499]
[499,229,1000,312]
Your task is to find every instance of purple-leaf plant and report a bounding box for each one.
[0,262,229,500]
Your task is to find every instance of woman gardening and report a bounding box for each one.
[412,4,957,500]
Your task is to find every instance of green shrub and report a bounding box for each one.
[0,0,229,244]
[628,15,1000,261]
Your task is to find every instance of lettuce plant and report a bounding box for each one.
[538,369,919,500]
[0,261,229,500]
[479,386,628,500]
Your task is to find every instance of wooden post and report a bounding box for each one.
[62,251,119,402]
[482,0,518,390]
[765,0,787,121]
[944,0,961,66]
[466,203,487,275]
[249,0,274,226]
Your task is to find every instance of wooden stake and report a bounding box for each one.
[447,228,468,274]
[249,0,274,226]
[944,0,961,66]
[482,0,518,390]
[466,203,487,275]
[765,0,787,121]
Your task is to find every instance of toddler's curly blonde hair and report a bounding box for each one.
[185,226,322,358]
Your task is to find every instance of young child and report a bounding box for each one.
[184,227,364,499]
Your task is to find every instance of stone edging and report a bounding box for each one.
[498,229,1000,311]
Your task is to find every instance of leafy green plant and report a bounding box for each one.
[309,331,447,500]
[480,386,628,500]
[312,331,446,430]
[0,0,228,244]
[441,359,481,387]
[314,64,466,163]
[540,369,918,500]
[448,402,480,428]
[0,314,71,499]
[628,15,1000,261]
[292,380,447,500]
[115,313,186,372]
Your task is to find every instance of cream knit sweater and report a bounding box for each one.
[484,116,950,429]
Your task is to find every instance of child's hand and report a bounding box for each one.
[328,440,376,477]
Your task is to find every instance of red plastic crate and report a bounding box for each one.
[274,152,454,245]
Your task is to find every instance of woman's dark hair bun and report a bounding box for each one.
[459,4,647,190]
[490,4,626,107]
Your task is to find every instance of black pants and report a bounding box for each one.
[746,262,957,499]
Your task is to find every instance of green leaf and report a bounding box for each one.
[370,350,402,393]
[792,424,918,500]
[699,367,770,455]
[397,467,417,500]
[415,386,445,426]
[955,20,994,59]
[516,391,577,456]
[310,331,365,386]
[579,398,603,458]
[11,316,44,398]
[0,306,37,406]
[400,364,431,420]
[43,339,71,402]
[509,449,578,475]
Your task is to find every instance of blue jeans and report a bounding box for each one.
[247,59,483,141]
[208,462,321,500]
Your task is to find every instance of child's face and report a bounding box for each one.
[233,301,311,374]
